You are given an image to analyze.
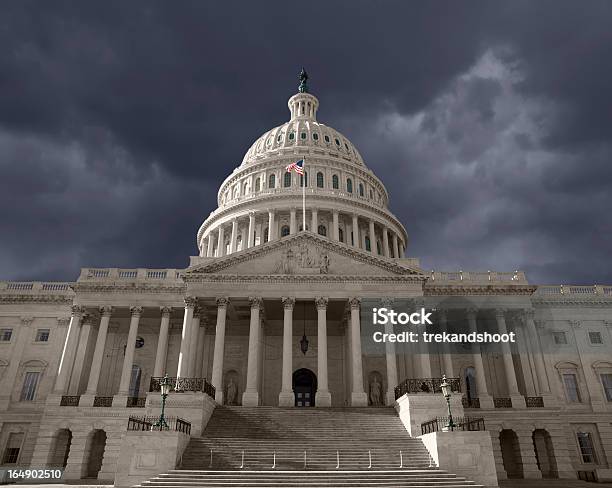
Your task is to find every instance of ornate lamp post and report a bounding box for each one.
[153,374,171,430]
[440,375,455,432]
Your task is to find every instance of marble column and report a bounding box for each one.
[68,314,93,394]
[247,212,255,248]
[188,306,202,377]
[153,307,172,377]
[332,210,339,241]
[349,298,368,406]
[212,297,229,403]
[392,234,399,259]
[217,225,225,257]
[206,232,215,257]
[115,306,143,400]
[279,296,295,407]
[194,318,207,378]
[368,220,376,253]
[54,305,85,394]
[352,214,359,248]
[311,208,318,234]
[229,219,238,254]
[240,226,247,251]
[438,309,454,377]
[316,297,331,407]
[177,298,196,378]
[382,298,398,405]
[495,308,524,407]
[523,309,551,396]
[382,227,390,257]
[466,308,494,408]
[243,297,263,406]
[267,209,275,241]
[290,208,297,234]
[84,306,112,398]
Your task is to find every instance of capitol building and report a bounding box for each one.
[0,75,611,487]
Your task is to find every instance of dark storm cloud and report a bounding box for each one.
[0,0,611,283]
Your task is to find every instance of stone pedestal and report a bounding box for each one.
[395,393,464,436]
[510,394,527,409]
[278,391,294,407]
[478,393,494,409]
[79,393,96,407]
[316,390,332,407]
[242,390,259,407]
[351,391,368,407]
[419,431,499,487]
[112,394,128,408]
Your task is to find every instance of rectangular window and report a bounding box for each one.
[35,328,50,342]
[2,432,24,464]
[20,371,40,401]
[577,432,597,463]
[601,374,612,401]
[563,373,581,403]
[553,331,567,344]
[589,331,603,344]
[0,328,12,341]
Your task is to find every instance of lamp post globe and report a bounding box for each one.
[440,375,455,431]
[153,373,171,430]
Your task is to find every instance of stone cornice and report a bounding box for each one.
[531,297,612,308]
[424,285,538,296]
[73,283,186,295]
[0,294,74,304]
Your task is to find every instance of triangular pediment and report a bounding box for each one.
[185,232,424,278]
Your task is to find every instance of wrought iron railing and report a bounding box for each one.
[493,397,512,408]
[394,377,461,399]
[526,396,544,408]
[93,396,113,407]
[149,376,216,399]
[126,396,146,408]
[461,397,481,409]
[60,395,80,406]
[421,416,486,435]
[127,416,191,435]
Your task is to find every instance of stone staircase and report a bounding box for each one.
[138,406,483,487]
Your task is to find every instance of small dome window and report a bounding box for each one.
[335,138,341,146]
[324,135,330,143]
[339,228,344,243]
[281,225,290,237]
[277,134,282,142]
[289,132,295,141]
[365,236,371,251]
[345,143,349,151]
[370,189,373,199]
[284,172,292,187]
[346,178,353,193]
[266,138,273,147]
[313,133,319,141]
[359,183,364,197]
[300,132,307,140]
[268,174,276,189]
[318,225,327,237]
[316,172,324,188]
[332,174,339,189]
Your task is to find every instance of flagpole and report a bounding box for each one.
[302,156,306,231]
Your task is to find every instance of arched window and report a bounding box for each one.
[332,174,339,189]
[284,172,292,187]
[365,236,371,251]
[339,228,344,243]
[268,174,275,189]
[346,178,353,193]
[316,172,324,188]
[255,177,260,192]
[300,171,308,187]
[264,228,269,243]
[370,189,373,199]
[359,183,364,197]
[280,225,290,237]
[318,225,327,237]
[376,240,382,255]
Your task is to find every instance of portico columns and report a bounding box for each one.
[279,297,295,407]
[267,209,275,241]
[68,314,93,394]
[229,219,238,254]
[217,225,225,257]
[188,306,202,377]
[177,298,196,378]
[116,306,143,399]
[352,214,359,248]
[466,309,494,408]
[349,298,368,406]
[332,211,339,241]
[495,309,524,407]
[153,307,172,377]
[290,208,297,234]
[382,227,390,258]
[316,297,331,407]
[84,306,112,398]
[392,234,399,258]
[212,297,229,403]
[54,306,84,394]
[243,297,263,406]
[523,309,551,396]
[382,298,398,405]
[311,208,318,233]
[368,220,376,253]
[438,309,454,378]
[247,212,255,248]
[206,232,215,257]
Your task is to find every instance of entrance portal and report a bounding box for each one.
[293,368,317,407]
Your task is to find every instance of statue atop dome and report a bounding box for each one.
[298,68,309,93]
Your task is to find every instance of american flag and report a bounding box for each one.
[285,159,304,175]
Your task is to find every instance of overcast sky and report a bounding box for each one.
[1,1,611,284]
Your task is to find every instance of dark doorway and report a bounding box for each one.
[293,368,317,407]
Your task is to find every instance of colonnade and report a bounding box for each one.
[200,209,405,260]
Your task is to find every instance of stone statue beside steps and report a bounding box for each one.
[226,378,238,405]
[369,377,382,406]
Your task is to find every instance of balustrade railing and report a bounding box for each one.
[525,396,544,408]
[394,377,461,399]
[93,396,113,407]
[493,397,512,408]
[127,416,191,435]
[149,376,216,399]
[60,395,80,406]
[421,416,486,435]
[461,397,481,409]
[126,396,146,408]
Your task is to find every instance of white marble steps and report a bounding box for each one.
[140,470,484,487]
